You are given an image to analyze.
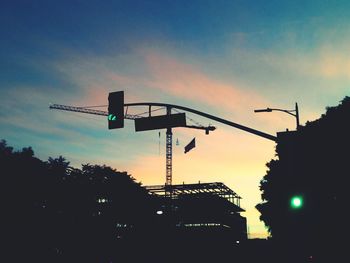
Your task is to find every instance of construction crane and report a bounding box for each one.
[49,103,215,194]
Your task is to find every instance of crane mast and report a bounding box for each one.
[165,107,173,193]
[166,128,172,186]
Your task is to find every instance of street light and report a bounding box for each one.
[254,102,300,130]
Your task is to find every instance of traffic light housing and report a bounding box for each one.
[108,91,124,129]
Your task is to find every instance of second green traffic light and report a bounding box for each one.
[290,196,303,209]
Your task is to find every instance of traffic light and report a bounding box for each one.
[290,195,303,209]
[108,91,124,129]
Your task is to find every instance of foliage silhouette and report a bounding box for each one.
[256,96,350,261]
[1,141,157,262]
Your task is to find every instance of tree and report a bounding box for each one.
[47,156,70,175]
[256,96,350,260]
[0,139,13,156]
[1,140,158,262]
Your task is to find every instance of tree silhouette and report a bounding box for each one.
[1,141,158,262]
[0,139,13,156]
[256,96,350,261]
[47,156,70,176]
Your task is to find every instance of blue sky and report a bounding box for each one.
[1,0,350,238]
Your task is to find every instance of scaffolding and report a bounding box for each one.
[146,182,243,210]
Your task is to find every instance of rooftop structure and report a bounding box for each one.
[146,182,244,211]
[146,182,247,241]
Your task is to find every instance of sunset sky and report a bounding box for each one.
[1,0,349,238]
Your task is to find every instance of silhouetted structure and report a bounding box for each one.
[145,182,247,242]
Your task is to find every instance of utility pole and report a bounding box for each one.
[295,102,300,129]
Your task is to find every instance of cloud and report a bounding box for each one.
[50,47,273,111]
[143,50,270,113]
[231,34,350,81]
[261,49,350,80]
[317,47,350,79]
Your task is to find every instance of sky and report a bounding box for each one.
[1,0,349,239]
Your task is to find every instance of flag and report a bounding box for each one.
[184,138,196,154]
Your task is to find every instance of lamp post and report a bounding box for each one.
[254,102,300,130]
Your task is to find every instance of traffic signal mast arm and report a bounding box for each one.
[50,102,276,141]
[49,103,214,132]
[125,102,277,142]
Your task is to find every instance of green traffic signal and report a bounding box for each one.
[290,196,303,209]
[108,91,124,129]
[108,114,117,121]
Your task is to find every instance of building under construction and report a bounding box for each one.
[145,182,247,243]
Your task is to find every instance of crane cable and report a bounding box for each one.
[75,104,165,118]
[173,108,206,127]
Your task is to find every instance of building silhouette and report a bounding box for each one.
[145,182,247,243]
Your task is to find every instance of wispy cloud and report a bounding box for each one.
[228,26,350,82]
[259,48,350,80]
[143,50,270,113]
[50,47,272,110]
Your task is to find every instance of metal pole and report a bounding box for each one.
[295,102,300,130]
[125,102,277,141]
[165,107,173,198]
[166,127,172,186]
